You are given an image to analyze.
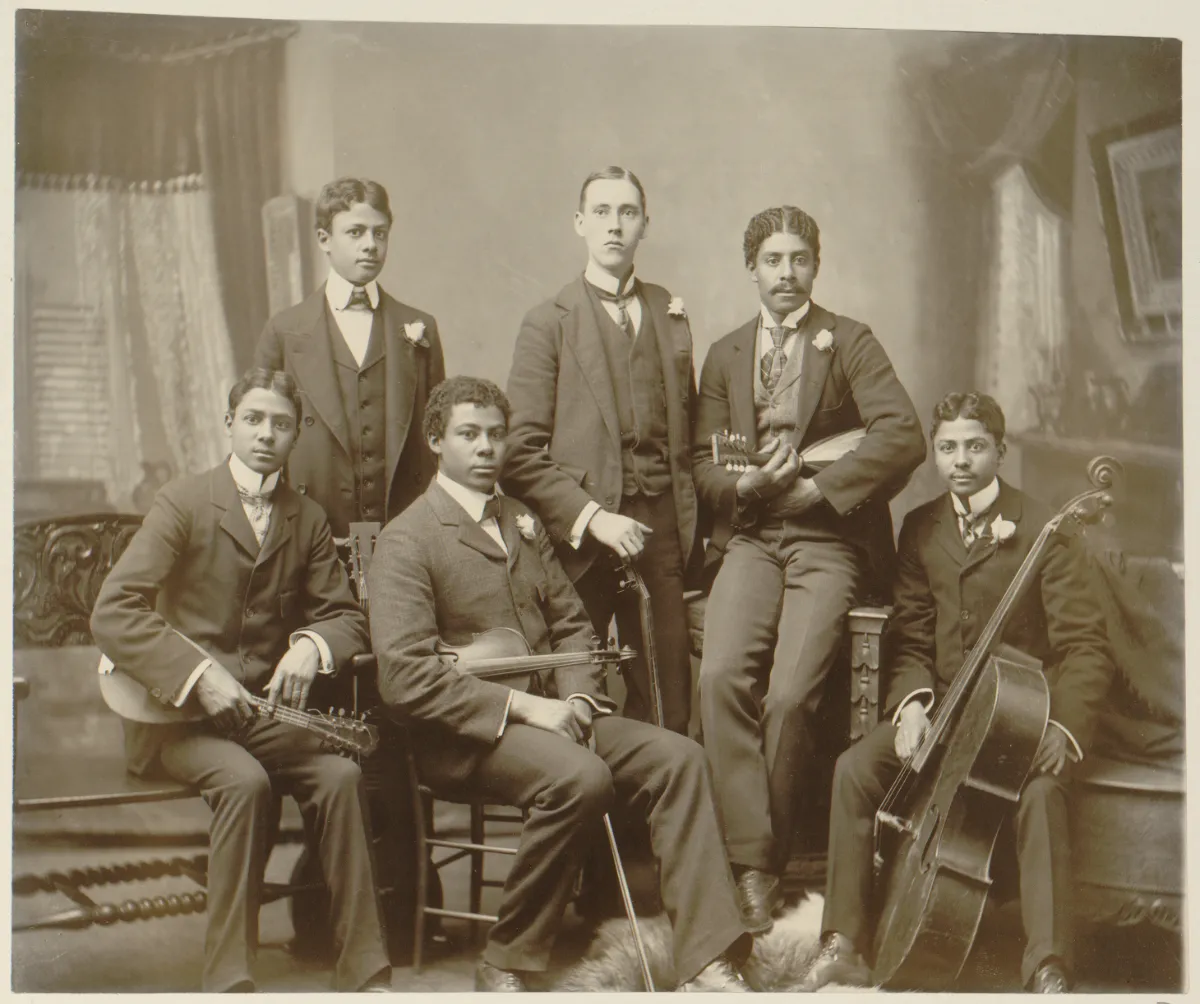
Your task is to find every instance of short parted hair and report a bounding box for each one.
[578,166,647,214]
[743,206,821,268]
[228,368,303,422]
[315,177,393,233]
[930,391,1006,444]
[424,376,512,442]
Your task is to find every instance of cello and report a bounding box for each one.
[869,456,1120,989]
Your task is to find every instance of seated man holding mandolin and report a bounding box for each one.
[368,375,754,992]
[90,368,391,994]
[805,392,1113,993]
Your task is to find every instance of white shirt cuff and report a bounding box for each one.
[1048,719,1084,762]
[173,658,213,707]
[290,630,335,675]
[891,688,934,726]
[496,689,516,740]
[569,501,603,550]
[567,693,615,716]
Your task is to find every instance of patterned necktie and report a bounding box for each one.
[760,326,790,392]
[591,282,638,338]
[960,509,990,548]
[346,287,374,311]
[480,496,502,524]
[236,485,275,545]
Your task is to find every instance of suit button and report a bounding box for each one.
[960,611,970,621]
[304,416,314,426]
[151,687,162,698]
[246,608,255,618]
[363,478,374,488]
[605,496,614,506]
[297,484,307,494]
[363,452,372,462]
[361,399,370,408]
[363,426,372,436]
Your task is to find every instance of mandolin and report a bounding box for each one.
[869,456,1120,989]
[710,426,865,471]
[437,626,634,692]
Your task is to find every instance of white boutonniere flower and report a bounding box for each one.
[667,296,687,318]
[515,513,537,541]
[403,321,429,348]
[990,515,1016,543]
[813,329,834,353]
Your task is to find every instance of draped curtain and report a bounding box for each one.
[910,36,1077,432]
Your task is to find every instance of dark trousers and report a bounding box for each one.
[160,718,390,992]
[699,528,861,873]
[822,721,1074,986]
[572,491,691,735]
[449,715,746,981]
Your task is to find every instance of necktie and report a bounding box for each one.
[480,496,502,524]
[346,287,374,311]
[960,509,990,548]
[591,282,638,338]
[760,326,790,392]
[236,485,275,545]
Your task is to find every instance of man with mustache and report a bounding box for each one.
[691,206,925,933]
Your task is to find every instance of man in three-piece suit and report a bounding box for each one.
[90,370,390,993]
[255,177,446,539]
[692,206,926,932]
[503,167,699,736]
[369,376,752,992]
[805,392,1113,993]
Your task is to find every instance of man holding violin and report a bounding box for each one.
[368,375,754,992]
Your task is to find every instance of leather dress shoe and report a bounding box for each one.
[734,868,781,934]
[474,958,528,992]
[358,968,393,993]
[679,956,753,992]
[800,932,871,991]
[1029,959,1070,993]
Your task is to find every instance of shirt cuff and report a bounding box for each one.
[891,688,934,726]
[569,501,603,549]
[567,693,615,716]
[495,689,516,740]
[1048,719,1084,763]
[173,658,213,707]
[290,630,335,675]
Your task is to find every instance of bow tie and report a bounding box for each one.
[480,496,502,523]
[346,287,374,310]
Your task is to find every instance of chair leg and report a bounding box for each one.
[410,769,431,973]
[469,801,485,944]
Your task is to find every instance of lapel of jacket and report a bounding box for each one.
[644,283,682,420]
[284,286,351,456]
[498,497,524,572]
[961,478,1025,576]
[726,317,761,442]
[257,484,301,567]
[427,481,507,563]
[558,277,621,450]
[381,291,421,490]
[791,302,837,445]
[212,463,263,558]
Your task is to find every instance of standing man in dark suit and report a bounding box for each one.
[503,167,698,735]
[804,392,1113,993]
[90,369,390,993]
[693,206,926,932]
[369,376,752,992]
[255,177,445,539]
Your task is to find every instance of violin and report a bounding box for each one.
[436,626,634,692]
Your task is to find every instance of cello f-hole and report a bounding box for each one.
[919,806,941,874]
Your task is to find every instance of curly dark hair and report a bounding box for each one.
[578,166,647,213]
[315,177,393,233]
[931,391,1006,444]
[228,368,302,422]
[742,206,821,267]
[423,376,512,442]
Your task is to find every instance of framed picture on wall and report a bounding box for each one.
[1089,104,1182,344]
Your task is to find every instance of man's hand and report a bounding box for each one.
[768,476,824,519]
[587,510,653,560]
[509,691,585,743]
[264,636,321,710]
[194,662,256,733]
[735,438,799,503]
[568,697,596,742]
[893,702,930,761]
[1032,726,1070,776]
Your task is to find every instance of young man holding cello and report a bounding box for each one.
[367,376,753,992]
[804,392,1113,993]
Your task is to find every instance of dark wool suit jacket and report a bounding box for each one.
[255,284,446,536]
[502,276,699,582]
[368,481,615,786]
[882,479,1114,753]
[90,463,370,775]
[691,302,926,588]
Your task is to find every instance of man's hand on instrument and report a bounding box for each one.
[768,476,824,518]
[735,438,799,502]
[587,510,653,560]
[894,702,930,761]
[1033,725,1069,776]
[194,662,256,732]
[510,692,585,744]
[264,636,320,710]
[568,697,596,742]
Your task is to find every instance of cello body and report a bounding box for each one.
[871,650,1050,989]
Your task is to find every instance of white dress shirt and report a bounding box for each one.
[325,270,381,368]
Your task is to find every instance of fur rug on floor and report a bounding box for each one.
[545,894,875,992]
